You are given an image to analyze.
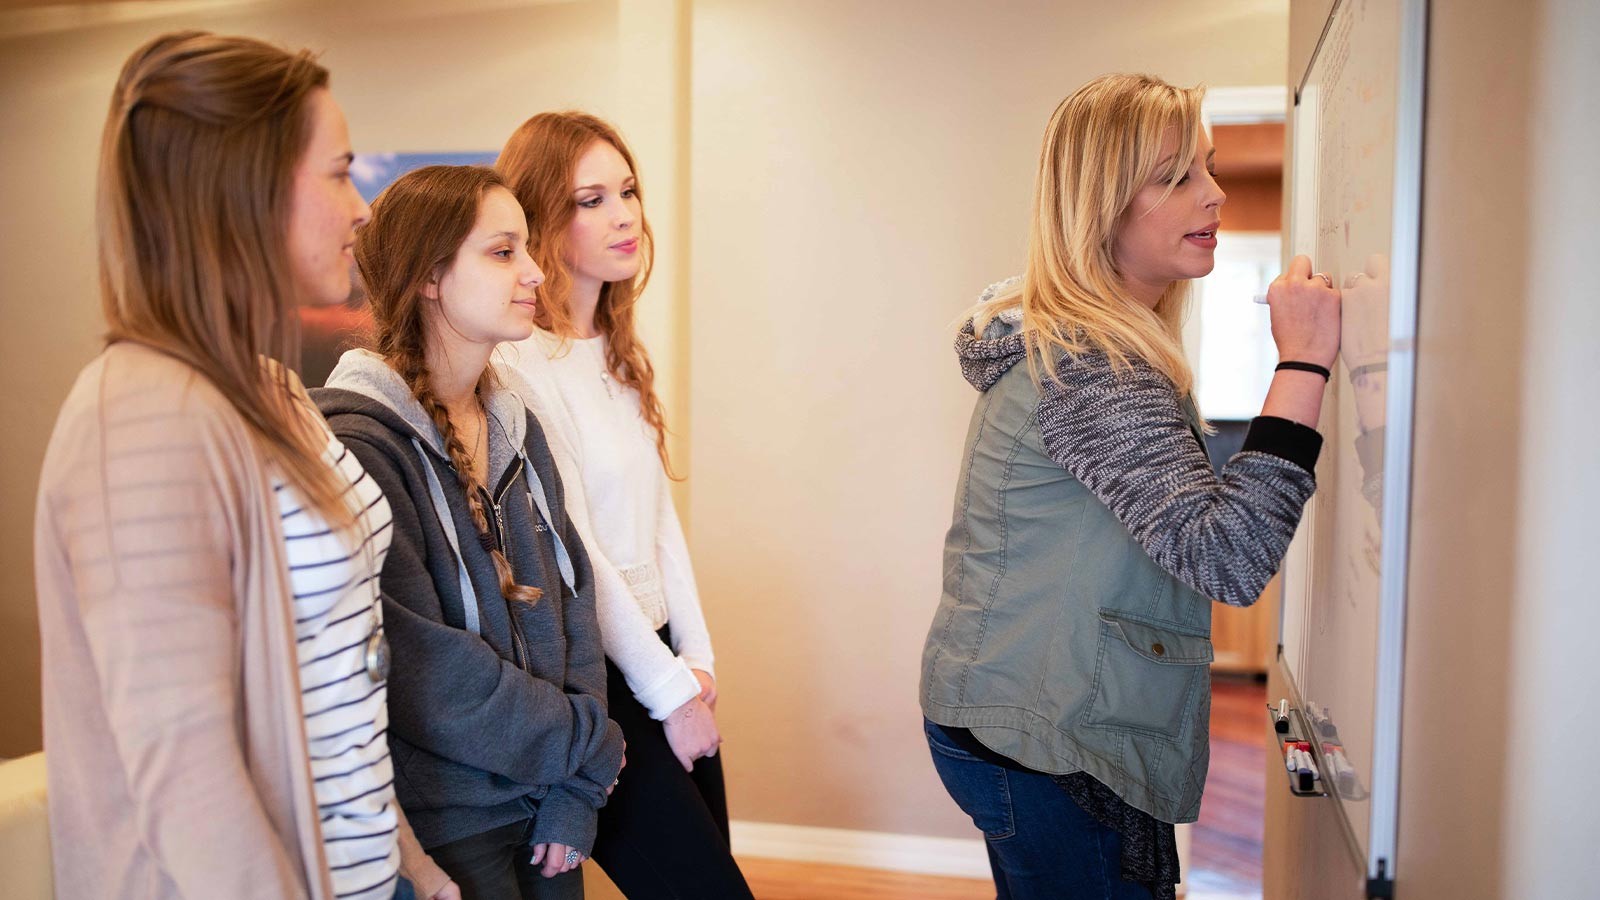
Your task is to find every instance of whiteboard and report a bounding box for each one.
[1280,0,1426,887]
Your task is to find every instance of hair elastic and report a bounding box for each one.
[1276,361,1332,381]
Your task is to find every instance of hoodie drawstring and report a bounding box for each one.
[412,438,482,637]
[410,438,578,636]
[519,449,576,594]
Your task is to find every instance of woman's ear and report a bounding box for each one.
[422,271,442,301]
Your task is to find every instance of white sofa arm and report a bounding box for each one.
[0,753,53,899]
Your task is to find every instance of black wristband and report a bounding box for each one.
[1276,361,1331,381]
[1243,415,1324,473]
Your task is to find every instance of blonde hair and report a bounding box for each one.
[496,112,678,479]
[98,31,352,525]
[977,73,1206,394]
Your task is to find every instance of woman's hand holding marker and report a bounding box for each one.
[1267,255,1343,371]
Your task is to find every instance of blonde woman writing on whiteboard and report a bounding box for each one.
[496,112,755,900]
[919,73,1341,900]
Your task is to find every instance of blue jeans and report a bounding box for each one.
[393,877,417,900]
[924,720,1152,900]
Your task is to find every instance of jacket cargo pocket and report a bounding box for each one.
[1082,610,1213,742]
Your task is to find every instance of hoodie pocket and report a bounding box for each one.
[1081,610,1213,742]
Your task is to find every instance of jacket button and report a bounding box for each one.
[1151,642,1166,657]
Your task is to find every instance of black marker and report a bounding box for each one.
[1274,699,1290,733]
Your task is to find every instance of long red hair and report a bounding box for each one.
[496,111,677,479]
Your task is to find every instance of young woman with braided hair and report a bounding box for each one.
[497,112,754,900]
[314,165,624,900]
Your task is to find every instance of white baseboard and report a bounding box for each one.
[729,820,991,880]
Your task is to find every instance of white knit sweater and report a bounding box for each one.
[503,329,714,720]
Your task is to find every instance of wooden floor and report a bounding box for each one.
[740,858,992,900]
[732,675,1269,900]
[1187,673,1268,900]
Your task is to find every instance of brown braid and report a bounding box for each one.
[404,360,541,605]
[353,164,542,605]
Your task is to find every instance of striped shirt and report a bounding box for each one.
[276,436,400,900]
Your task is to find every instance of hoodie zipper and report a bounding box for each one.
[482,472,531,669]
[488,470,519,566]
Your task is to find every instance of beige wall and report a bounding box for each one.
[611,0,692,507]
[1266,0,1600,897]
[1392,0,1527,892]
[1500,3,1599,894]
[685,0,1288,836]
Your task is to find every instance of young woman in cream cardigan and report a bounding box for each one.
[33,31,452,900]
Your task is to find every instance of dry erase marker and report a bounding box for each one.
[1295,747,1319,776]
[1302,748,1321,778]
[1294,752,1315,791]
[1298,749,1321,784]
[1274,700,1290,733]
[1287,745,1309,771]
[1253,293,1270,305]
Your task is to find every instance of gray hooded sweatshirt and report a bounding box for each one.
[313,349,624,853]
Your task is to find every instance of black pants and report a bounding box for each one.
[590,631,755,900]
[428,819,584,900]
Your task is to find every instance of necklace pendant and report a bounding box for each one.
[364,612,391,683]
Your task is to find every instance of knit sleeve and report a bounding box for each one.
[567,470,702,720]
[654,470,715,677]
[510,360,703,721]
[1036,351,1320,606]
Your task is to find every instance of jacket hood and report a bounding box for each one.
[956,276,1027,391]
[318,348,533,481]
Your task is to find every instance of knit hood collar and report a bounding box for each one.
[321,348,533,480]
[955,276,1028,391]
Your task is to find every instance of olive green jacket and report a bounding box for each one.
[921,287,1318,824]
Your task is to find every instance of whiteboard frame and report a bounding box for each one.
[1290,0,1428,888]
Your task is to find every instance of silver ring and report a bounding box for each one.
[564,848,581,867]
[1313,272,1333,288]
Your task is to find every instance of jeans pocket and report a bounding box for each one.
[924,722,1016,840]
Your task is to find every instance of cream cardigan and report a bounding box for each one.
[33,343,447,900]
